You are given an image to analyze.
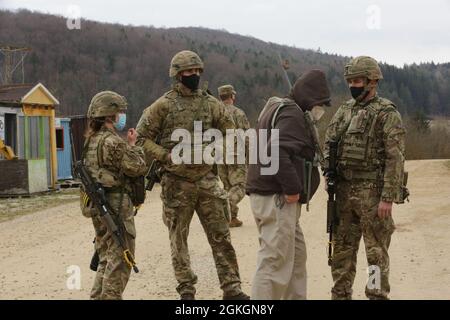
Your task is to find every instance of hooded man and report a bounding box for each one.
[246,69,331,300]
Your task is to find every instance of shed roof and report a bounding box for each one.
[0,82,59,106]
[0,84,34,104]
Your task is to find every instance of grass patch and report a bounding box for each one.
[0,188,79,223]
[445,161,450,171]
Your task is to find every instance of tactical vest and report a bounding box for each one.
[158,90,216,181]
[83,129,123,187]
[338,98,397,180]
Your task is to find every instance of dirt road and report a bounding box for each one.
[0,160,449,299]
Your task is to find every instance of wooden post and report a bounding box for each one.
[39,116,45,158]
[24,116,30,159]
[49,108,57,189]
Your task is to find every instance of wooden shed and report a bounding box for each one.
[55,117,73,180]
[68,115,88,163]
[0,83,60,193]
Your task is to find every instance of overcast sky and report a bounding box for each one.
[1,0,450,67]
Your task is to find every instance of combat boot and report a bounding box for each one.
[223,292,250,300]
[229,217,243,228]
[180,293,195,300]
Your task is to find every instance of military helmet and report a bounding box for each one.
[169,50,204,77]
[87,91,127,118]
[344,56,383,81]
[218,84,236,96]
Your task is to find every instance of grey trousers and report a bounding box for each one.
[250,194,307,300]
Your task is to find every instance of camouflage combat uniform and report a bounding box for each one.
[217,85,251,222]
[81,91,147,300]
[136,51,246,299]
[324,57,407,300]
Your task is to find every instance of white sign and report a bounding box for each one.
[55,118,61,128]
[0,115,5,140]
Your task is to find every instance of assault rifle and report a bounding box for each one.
[326,141,339,266]
[74,161,139,273]
[145,135,162,191]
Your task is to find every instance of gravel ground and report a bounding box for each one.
[0,160,449,300]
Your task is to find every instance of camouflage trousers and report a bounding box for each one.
[331,180,395,300]
[90,193,136,300]
[160,171,243,296]
[218,164,247,219]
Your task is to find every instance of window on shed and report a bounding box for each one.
[56,128,64,150]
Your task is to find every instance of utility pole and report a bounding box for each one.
[277,52,292,90]
[0,46,32,85]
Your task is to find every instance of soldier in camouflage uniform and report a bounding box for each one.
[323,56,407,300]
[136,50,249,300]
[80,91,147,300]
[217,84,250,228]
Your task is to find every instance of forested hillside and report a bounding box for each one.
[1,9,449,126]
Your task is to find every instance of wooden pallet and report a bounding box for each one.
[0,189,55,198]
[58,180,81,189]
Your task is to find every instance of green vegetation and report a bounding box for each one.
[1,9,449,160]
[0,189,79,223]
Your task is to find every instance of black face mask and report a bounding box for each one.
[350,86,365,99]
[181,74,200,91]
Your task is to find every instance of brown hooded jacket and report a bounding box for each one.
[246,69,331,201]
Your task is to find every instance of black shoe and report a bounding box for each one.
[223,292,250,300]
[180,293,195,300]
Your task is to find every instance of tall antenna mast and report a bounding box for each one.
[277,52,292,90]
[0,46,32,85]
